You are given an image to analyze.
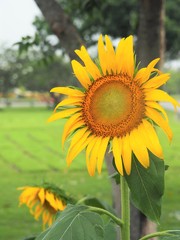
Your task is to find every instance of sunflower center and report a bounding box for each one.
[83,74,145,137]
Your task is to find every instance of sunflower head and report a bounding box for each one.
[18,184,67,228]
[48,34,179,176]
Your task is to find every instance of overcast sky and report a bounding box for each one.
[0,0,41,47]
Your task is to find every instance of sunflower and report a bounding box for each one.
[18,186,66,227]
[48,35,179,176]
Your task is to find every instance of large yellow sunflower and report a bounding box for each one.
[48,35,179,176]
[18,186,66,227]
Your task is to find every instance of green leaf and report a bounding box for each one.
[158,230,180,239]
[35,204,104,240]
[140,230,180,240]
[104,220,117,240]
[82,196,116,215]
[124,152,165,223]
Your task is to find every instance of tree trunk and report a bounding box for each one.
[34,0,84,60]
[136,0,165,69]
[136,0,165,239]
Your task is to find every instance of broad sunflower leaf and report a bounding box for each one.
[82,196,116,215]
[104,220,117,240]
[124,152,165,223]
[35,204,104,240]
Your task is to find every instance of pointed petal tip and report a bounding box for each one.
[125,169,131,175]
[50,88,55,93]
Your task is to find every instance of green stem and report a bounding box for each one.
[120,175,130,240]
[88,206,123,227]
[139,230,177,240]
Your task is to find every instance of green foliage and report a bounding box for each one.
[104,220,117,240]
[81,196,116,215]
[35,204,118,240]
[166,0,180,58]
[15,16,60,64]
[164,69,180,95]
[40,182,76,204]
[124,152,165,223]
[0,109,180,239]
[16,0,180,58]
[0,47,74,93]
[158,231,180,239]
[59,0,138,42]
[140,230,180,240]
[35,204,105,240]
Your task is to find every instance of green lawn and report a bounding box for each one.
[0,107,179,239]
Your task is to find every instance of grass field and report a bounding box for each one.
[0,107,180,239]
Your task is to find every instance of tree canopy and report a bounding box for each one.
[20,0,179,58]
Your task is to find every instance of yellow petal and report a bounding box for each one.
[120,36,134,78]
[88,137,102,176]
[97,136,110,174]
[28,199,37,210]
[42,211,50,227]
[48,108,81,122]
[26,194,38,207]
[86,136,98,176]
[75,46,101,79]
[38,188,45,205]
[146,106,173,141]
[62,119,85,148]
[62,112,82,147]
[68,127,88,151]
[141,120,163,159]
[45,191,57,210]
[122,134,132,175]
[50,87,84,96]
[105,35,116,73]
[116,38,125,73]
[56,198,65,211]
[66,129,91,165]
[34,204,43,220]
[112,137,123,175]
[145,89,179,110]
[67,134,93,166]
[98,34,108,75]
[19,187,39,204]
[145,101,168,122]
[48,215,54,226]
[129,127,149,168]
[134,58,160,84]
[54,97,83,111]
[143,73,170,89]
[71,60,92,89]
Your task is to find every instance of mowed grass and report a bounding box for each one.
[0,107,180,239]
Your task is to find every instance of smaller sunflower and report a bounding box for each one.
[18,185,66,228]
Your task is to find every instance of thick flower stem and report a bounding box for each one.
[120,175,130,240]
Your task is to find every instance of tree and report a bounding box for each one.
[136,0,165,69]
[0,47,74,101]
[34,0,84,60]
[32,0,166,239]
[17,0,179,61]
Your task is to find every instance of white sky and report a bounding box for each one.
[0,0,41,47]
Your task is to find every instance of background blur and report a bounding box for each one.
[0,0,179,239]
